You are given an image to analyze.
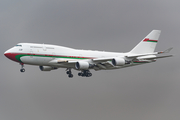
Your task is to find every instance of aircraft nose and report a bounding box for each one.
[4,50,19,62]
[4,50,11,59]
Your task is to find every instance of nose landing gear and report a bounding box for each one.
[20,63,25,72]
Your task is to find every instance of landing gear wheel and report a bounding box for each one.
[78,72,82,76]
[66,68,73,78]
[20,68,25,72]
[82,74,86,77]
[68,74,73,78]
[79,70,92,77]
[87,73,92,77]
[66,71,70,74]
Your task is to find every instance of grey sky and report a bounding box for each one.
[1,0,179,120]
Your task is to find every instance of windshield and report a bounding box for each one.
[15,44,22,47]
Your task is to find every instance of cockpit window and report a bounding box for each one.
[15,45,22,47]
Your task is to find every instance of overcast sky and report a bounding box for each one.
[0,0,180,120]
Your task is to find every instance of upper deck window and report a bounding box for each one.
[15,45,22,47]
[30,46,42,48]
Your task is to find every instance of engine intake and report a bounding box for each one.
[75,61,90,70]
[39,66,57,71]
[112,58,126,66]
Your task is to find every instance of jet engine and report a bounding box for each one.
[39,66,57,71]
[75,61,90,70]
[112,58,126,66]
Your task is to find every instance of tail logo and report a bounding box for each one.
[143,38,158,43]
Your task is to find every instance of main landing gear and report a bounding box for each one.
[66,69,92,78]
[20,63,25,72]
[78,70,92,77]
[66,68,73,78]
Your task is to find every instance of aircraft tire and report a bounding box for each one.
[20,68,25,72]
[88,73,92,77]
[68,74,73,78]
[66,71,70,74]
[78,73,82,76]
[82,74,86,77]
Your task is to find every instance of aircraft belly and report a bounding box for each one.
[20,56,53,65]
[48,62,75,68]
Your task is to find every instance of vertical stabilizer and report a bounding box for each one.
[129,30,161,54]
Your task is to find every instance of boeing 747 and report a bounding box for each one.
[4,30,172,78]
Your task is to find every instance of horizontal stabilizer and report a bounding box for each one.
[126,53,158,58]
[158,47,173,54]
[144,55,173,60]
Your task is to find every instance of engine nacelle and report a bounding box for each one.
[112,58,126,66]
[39,66,57,71]
[75,61,89,70]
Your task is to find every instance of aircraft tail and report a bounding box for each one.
[129,30,161,54]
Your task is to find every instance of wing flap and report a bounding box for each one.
[94,61,114,70]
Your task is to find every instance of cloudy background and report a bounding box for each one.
[0,0,179,120]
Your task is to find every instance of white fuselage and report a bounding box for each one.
[5,43,130,69]
[4,30,172,78]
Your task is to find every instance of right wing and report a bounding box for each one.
[48,47,173,70]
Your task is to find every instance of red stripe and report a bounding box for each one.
[143,38,158,42]
[4,53,20,63]
[5,52,95,60]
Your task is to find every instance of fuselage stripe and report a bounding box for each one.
[143,38,158,43]
[12,53,94,63]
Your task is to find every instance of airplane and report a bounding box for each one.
[4,30,173,78]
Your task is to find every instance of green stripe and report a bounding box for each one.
[15,54,26,62]
[133,62,149,63]
[15,54,89,62]
[146,40,157,43]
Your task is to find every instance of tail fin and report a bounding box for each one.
[129,30,161,54]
